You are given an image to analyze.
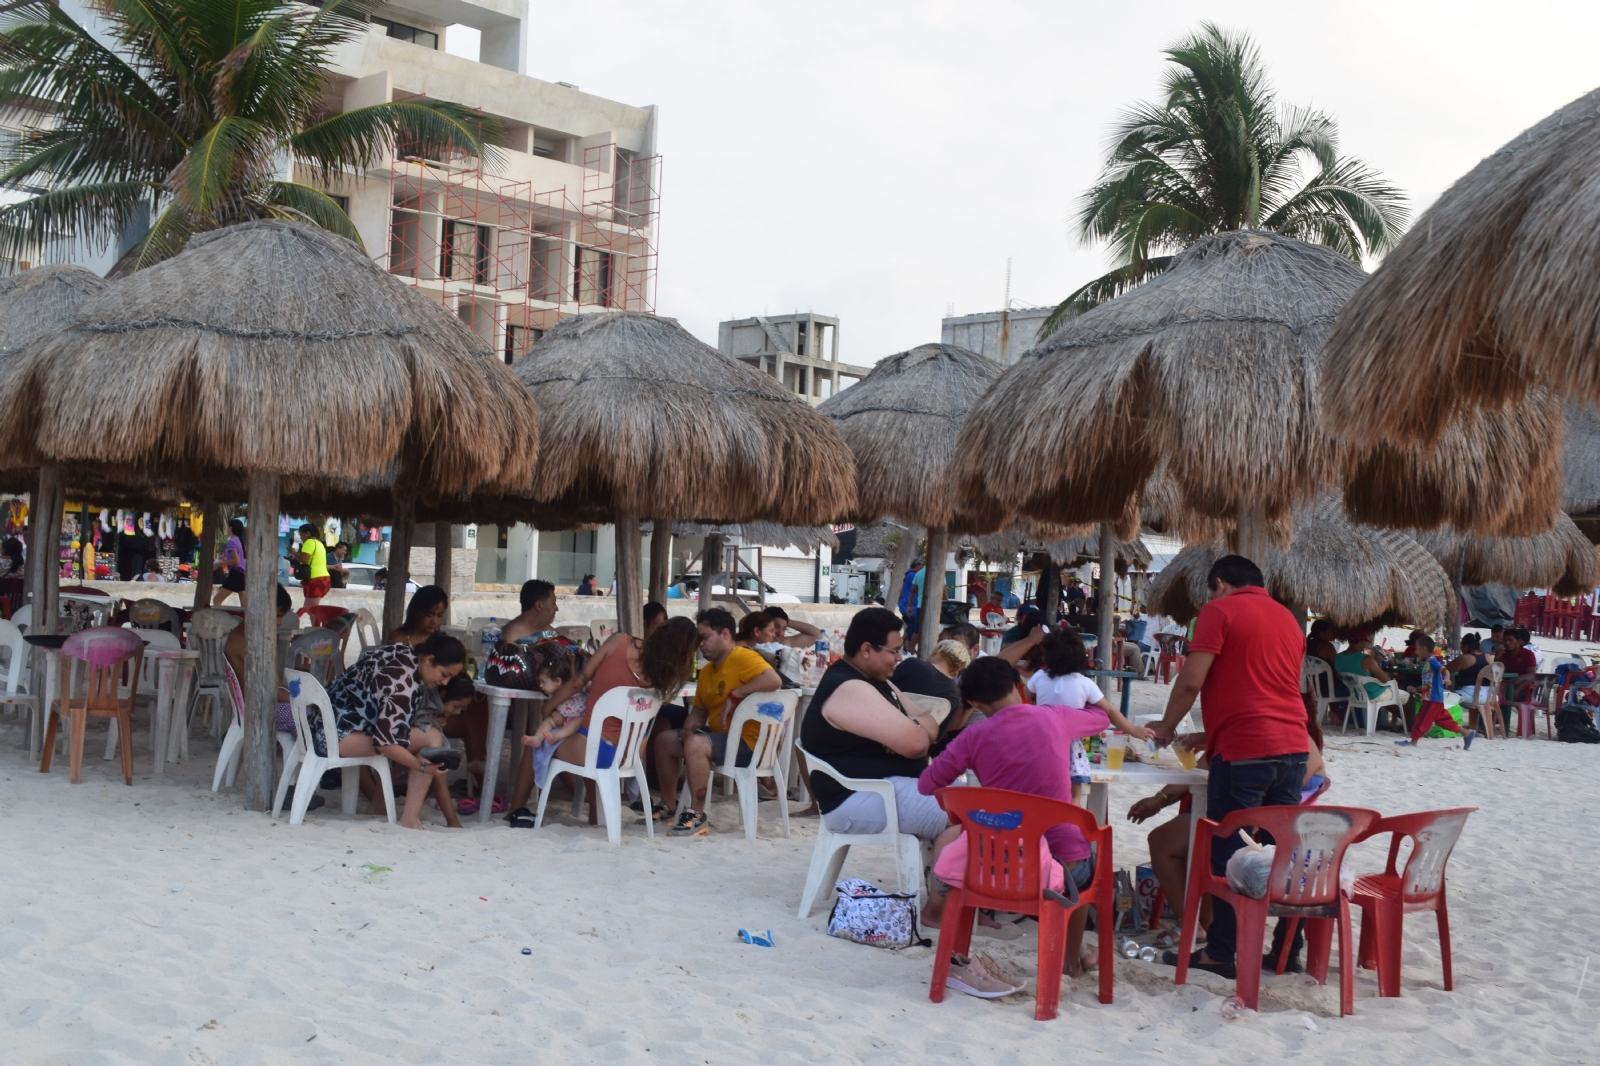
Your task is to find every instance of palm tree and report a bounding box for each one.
[1040,23,1407,337]
[0,0,496,272]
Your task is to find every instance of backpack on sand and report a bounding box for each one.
[1556,706,1600,744]
[827,878,928,949]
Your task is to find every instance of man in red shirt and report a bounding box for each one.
[1149,555,1309,979]
[1499,626,1539,723]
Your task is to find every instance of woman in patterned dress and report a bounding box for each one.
[312,632,467,828]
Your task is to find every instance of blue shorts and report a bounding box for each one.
[1070,774,1090,787]
[575,727,616,770]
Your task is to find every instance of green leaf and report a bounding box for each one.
[266,181,363,248]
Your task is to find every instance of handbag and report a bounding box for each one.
[826,878,928,949]
[484,639,540,689]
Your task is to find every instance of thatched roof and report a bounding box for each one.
[1415,512,1598,595]
[660,521,840,553]
[1337,388,1563,537]
[958,231,1364,537]
[0,220,537,500]
[0,264,108,492]
[956,524,1152,574]
[1564,402,1600,514]
[817,342,1001,531]
[1147,496,1455,630]
[515,311,855,525]
[1322,88,1600,453]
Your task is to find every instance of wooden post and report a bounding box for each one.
[885,532,915,611]
[616,510,643,635]
[1097,523,1117,670]
[702,533,725,610]
[194,501,218,610]
[1448,548,1466,654]
[433,520,452,596]
[29,465,61,635]
[920,526,948,661]
[648,517,672,606]
[1233,501,1271,562]
[383,490,414,635]
[240,471,280,812]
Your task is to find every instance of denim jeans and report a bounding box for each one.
[1204,752,1308,965]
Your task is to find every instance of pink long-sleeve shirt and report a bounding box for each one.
[918,702,1110,861]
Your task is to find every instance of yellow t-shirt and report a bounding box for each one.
[694,646,773,747]
[303,538,329,580]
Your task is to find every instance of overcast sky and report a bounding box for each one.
[463,1,1600,364]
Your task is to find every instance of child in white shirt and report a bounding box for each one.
[1026,629,1154,802]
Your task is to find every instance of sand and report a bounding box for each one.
[3,666,1598,1064]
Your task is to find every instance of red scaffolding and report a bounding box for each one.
[385,137,660,360]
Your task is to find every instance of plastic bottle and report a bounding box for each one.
[481,619,501,659]
[815,635,830,668]
[1219,995,1248,1020]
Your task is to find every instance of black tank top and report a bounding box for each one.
[800,659,928,814]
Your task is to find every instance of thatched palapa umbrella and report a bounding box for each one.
[1320,89,1600,534]
[0,265,106,636]
[819,343,1001,657]
[1416,511,1597,600]
[1148,497,1455,633]
[0,220,538,809]
[516,311,854,634]
[960,231,1367,656]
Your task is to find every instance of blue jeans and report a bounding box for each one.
[1205,752,1308,965]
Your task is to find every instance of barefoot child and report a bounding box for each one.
[405,672,476,829]
[519,646,589,792]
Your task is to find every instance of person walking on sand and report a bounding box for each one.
[213,518,247,607]
[1149,555,1308,980]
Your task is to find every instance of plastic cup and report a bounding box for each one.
[1105,733,1127,770]
[1176,746,1197,771]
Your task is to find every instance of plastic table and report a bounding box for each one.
[1087,760,1209,889]
[145,647,199,774]
[473,681,546,824]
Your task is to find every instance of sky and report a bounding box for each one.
[457,0,1600,364]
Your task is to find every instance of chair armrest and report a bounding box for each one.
[797,743,903,832]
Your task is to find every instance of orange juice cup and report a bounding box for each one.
[1176,745,1197,770]
[1105,733,1128,770]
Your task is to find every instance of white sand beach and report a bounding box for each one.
[2,679,1597,1065]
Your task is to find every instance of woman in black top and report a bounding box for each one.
[800,608,950,841]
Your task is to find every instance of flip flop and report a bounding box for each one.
[738,929,774,947]
[507,806,538,829]
[418,746,463,771]
[455,797,479,816]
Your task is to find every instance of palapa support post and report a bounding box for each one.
[703,533,725,610]
[28,465,60,635]
[616,511,643,636]
[241,470,280,812]
[383,491,414,635]
[1040,560,1060,627]
[920,526,948,661]
[885,533,915,616]
[433,520,452,597]
[648,518,672,606]
[1233,502,1271,564]
[1097,523,1117,670]
[194,500,218,610]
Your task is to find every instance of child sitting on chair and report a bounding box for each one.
[520,645,589,790]
[401,672,475,829]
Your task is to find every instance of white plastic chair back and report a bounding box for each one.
[534,686,660,844]
[556,624,594,649]
[129,597,181,634]
[0,617,29,696]
[795,744,925,920]
[288,627,340,687]
[279,611,302,632]
[593,619,619,644]
[691,689,800,841]
[277,669,395,824]
[352,608,382,653]
[1462,662,1505,710]
[10,603,31,632]
[1302,656,1340,723]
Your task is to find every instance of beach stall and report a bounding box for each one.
[818,342,1003,657]
[512,310,855,635]
[0,220,538,810]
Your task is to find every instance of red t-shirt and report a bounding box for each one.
[1188,586,1309,762]
[1501,647,1537,678]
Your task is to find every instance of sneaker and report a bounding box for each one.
[670,808,709,836]
[972,952,1026,993]
[946,955,1017,998]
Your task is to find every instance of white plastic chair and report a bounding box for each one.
[189,608,239,735]
[796,744,926,920]
[287,628,340,687]
[534,686,660,844]
[674,689,799,840]
[351,608,382,656]
[101,627,180,761]
[129,597,181,635]
[276,668,395,824]
[556,624,594,650]
[0,617,39,759]
[592,618,619,644]
[1302,656,1345,727]
[212,660,296,792]
[1337,672,1401,736]
[278,611,302,632]
[10,603,31,633]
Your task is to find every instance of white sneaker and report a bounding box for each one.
[946,955,1018,998]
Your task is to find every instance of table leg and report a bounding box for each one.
[1120,678,1132,720]
[1185,779,1207,896]
[153,659,175,776]
[1088,781,1108,825]
[478,693,510,824]
[168,663,195,763]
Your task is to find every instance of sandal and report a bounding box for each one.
[455,797,479,816]
[669,808,709,836]
[418,746,463,771]
[507,806,538,828]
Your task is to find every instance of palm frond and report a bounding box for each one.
[1038,256,1175,339]
[0,179,153,264]
[267,181,362,247]
[291,100,502,185]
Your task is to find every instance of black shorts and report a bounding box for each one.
[708,732,754,767]
[220,568,247,593]
[658,702,688,730]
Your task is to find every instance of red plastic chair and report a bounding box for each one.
[928,787,1113,1019]
[1155,634,1187,684]
[1346,808,1476,996]
[1176,804,1379,1016]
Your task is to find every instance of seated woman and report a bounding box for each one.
[1447,633,1491,694]
[503,617,699,826]
[307,632,467,829]
[920,656,1110,979]
[1305,619,1348,696]
[736,610,774,656]
[1334,629,1400,727]
[386,585,448,646]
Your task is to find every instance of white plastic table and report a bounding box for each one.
[1087,761,1209,887]
[473,681,546,824]
[146,647,199,774]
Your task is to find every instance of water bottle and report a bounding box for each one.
[814,635,830,667]
[480,619,501,659]
[1219,995,1248,1020]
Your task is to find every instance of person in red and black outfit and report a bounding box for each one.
[1150,555,1308,979]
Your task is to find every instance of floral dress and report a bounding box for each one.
[306,643,419,757]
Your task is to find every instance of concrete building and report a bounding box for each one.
[719,313,873,406]
[941,306,1056,365]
